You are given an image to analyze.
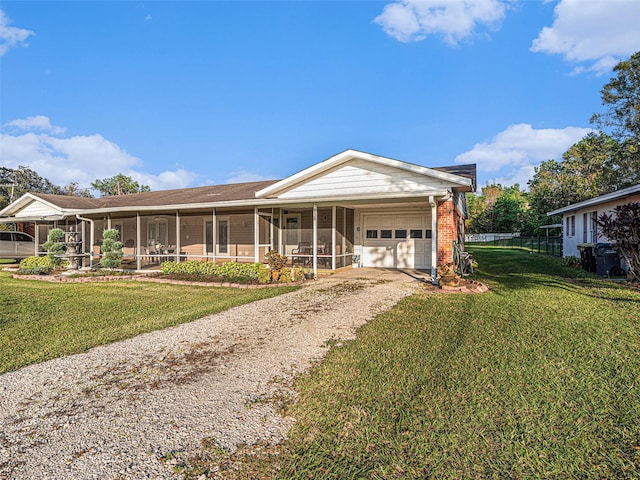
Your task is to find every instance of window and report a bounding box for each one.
[366,230,378,239]
[425,229,432,239]
[565,216,576,237]
[218,219,229,254]
[410,229,422,239]
[381,230,392,239]
[395,229,407,239]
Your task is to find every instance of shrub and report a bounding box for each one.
[42,228,66,266]
[160,261,264,283]
[562,256,581,269]
[18,255,69,274]
[100,228,124,269]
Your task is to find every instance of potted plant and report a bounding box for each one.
[437,263,460,287]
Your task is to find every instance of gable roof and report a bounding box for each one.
[547,183,640,216]
[255,149,474,198]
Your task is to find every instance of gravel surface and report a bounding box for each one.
[0,271,421,479]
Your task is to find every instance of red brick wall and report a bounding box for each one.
[437,200,456,264]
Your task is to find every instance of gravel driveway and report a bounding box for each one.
[0,269,422,479]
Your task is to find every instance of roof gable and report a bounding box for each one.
[256,149,473,199]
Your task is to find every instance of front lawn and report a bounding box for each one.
[184,246,640,479]
[0,271,297,374]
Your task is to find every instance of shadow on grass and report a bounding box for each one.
[468,245,639,302]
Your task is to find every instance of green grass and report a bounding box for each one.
[184,246,640,479]
[0,271,297,374]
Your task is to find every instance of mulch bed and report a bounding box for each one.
[423,278,489,294]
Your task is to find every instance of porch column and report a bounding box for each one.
[429,196,438,285]
[278,209,283,254]
[176,211,181,263]
[313,203,318,277]
[175,212,180,262]
[34,223,39,256]
[136,212,141,270]
[107,214,112,230]
[88,219,95,268]
[254,207,260,262]
[212,208,217,262]
[331,205,336,270]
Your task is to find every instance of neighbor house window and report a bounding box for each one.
[395,229,407,239]
[381,230,392,239]
[366,230,378,239]
[425,229,432,239]
[410,229,423,239]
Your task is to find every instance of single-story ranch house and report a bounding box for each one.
[0,150,476,277]
[547,183,640,259]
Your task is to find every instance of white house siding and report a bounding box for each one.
[278,160,451,199]
[15,200,61,219]
[562,193,640,258]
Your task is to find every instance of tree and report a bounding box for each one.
[591,51,640,143]
[60,182,92,198]
[91,174,150,197]
[590,51,640,189]
[0,166,63,209]
[597,203,640,282]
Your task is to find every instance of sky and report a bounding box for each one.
[1,0,640,195]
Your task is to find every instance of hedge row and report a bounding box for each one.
[160,260,307,284]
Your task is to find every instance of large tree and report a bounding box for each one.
[590,50,640,189]
[91,174,150,197]
[591,51,640,143]
[0,166,63,210]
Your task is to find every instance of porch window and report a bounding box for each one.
[148,219,168,246]
[218,219,229,254]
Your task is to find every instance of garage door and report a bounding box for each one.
[362,213,431,269]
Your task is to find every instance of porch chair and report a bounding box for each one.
[291,241,312,266]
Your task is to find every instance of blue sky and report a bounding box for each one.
[1,1,639,194]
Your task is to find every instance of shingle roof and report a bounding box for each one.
[33,180,280,210]
[432,164,476,191]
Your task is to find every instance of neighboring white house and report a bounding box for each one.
[547,184,640,258]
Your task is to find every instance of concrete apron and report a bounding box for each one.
[328,267,433,283]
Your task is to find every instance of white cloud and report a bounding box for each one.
[3,115,66,135]
[0,9,35,56]
[374,0,509,45]
[455,123,592,187]
[531,0,640,75]
[0,117,198,192]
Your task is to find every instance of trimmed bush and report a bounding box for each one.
[159,261,301,284]
[18,255,69,275]
[100,228,124,269]
[42,228,66,266]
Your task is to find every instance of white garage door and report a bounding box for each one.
[362,213,432,269]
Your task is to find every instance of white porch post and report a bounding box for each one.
[212,208,217,262]
[175,210,180,262]
[278,209,283,254]
[313,203,318,277]
[331,205,336,270]
[34,223,39,256]
[136,212,141,270]
[176,211,181,263]
[107,214,111,230]
[254,207,260,262]
[89,220,95,268]
[430,196,438,285]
